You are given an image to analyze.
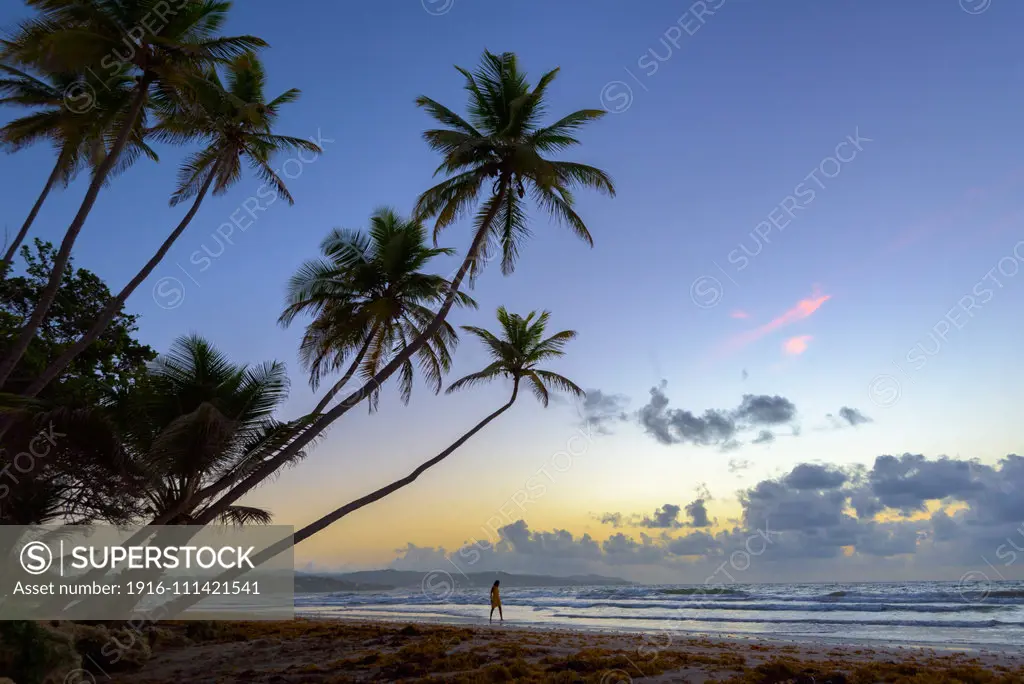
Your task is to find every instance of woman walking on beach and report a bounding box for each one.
[490,580,503,623]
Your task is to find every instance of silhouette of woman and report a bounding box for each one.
[489,580,503,623]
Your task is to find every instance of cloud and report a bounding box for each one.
[868,454,987,514]
[730,310,750,319]
[741,369,749,381]
[838,407,871,426]
[637,383,798,449]
[638,503,684,529]
[637,382,736,447]
[751,430,774,445]
[685,498,713,527]
[594,512,624,528]
[826,406,873,429]
[599,492,714,531]
[665,531,720,556]
[578,389,630,434]
[727,289,831,351]
[601,532,666,565]
[599,499,711,530]
[734,394,797,425]
[782,335,812,355]
[387,454,1024,582]
[728,458,752,474]
[499,520,604,560]
[784,463,849,490]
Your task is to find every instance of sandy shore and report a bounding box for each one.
[109,618,1024,683]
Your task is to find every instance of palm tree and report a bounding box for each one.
[108,334,297,525]
[20,53,318,399]
[0,0,266,388]
[37,334,298,618]
[0,334,291,544]
[161,307,583,615]
[0,67,157,275]
[187,50,614,524]
[279,207,476,415]
[281,306,583,543]
[414,50,615,278]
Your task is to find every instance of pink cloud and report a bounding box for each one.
[783,335,812,355]
[728,290,830,350]
[730,310,750,319]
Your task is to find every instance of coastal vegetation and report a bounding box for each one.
[0,0,611,550]
[0,0,613,679]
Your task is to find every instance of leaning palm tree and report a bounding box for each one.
[0,0,266,388]
[274,306,582,544]
[161,308,582,615]
[20,52,318,399]
[279,207,476,415]
[0,67,157,274]
[186,50,614,525]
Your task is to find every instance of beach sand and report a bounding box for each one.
[110,618,1024,683]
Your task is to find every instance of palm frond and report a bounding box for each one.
[414,50,614,279]
[451,307,582,407]
[216,505,272,525]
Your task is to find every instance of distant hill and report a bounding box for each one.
[294,574,394,593]
[305,569,629,590]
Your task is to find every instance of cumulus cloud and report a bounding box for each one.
[637,383,797,449]
[734,394,797,425]
[685,498,713,527]
[826,406,873,428]
[599,495,713,530]
[387,455,1024,583]
[665,530,720,556]
[869,454,986,514]
[638,503,684,528]
[578,389,630,434]
[784,463,848,490]
[752,430,775,445]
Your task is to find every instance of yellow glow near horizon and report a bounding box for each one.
[255,422,987,570]
[276,482,746,568]
[277,486,983,569]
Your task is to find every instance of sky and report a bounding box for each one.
[2,0,1024,585]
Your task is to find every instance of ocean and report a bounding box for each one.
[295,579,1024,648]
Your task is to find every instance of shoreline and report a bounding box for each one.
[112,617,1024,683]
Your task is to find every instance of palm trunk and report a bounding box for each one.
[293,380,518,543]
[0,158,63,276]
[22,163,219,398]
[164,381,519,617]
[189,180,510,526]
[311,327,378,415]
[0,74,153,389]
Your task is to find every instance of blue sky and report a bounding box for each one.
[2,1,1023,581]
